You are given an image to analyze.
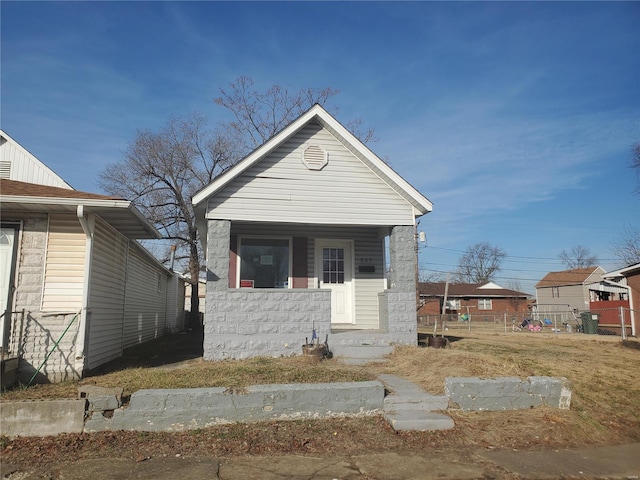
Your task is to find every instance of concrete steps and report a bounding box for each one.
[331,344,394,365]
[378,374,454,432]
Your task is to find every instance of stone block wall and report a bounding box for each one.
[84,382,384,433]
[384,225,418,345]
[203,289,331,360]
[7,214,82,383]
[445,376,572,411]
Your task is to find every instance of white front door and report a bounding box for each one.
[316,239,354,324]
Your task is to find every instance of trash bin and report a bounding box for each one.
[581,312,599,334]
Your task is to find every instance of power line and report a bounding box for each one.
[423,245,620,263]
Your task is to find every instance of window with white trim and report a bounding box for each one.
[239,237,290,288]
[478,298,492,310]
[446,299,461,309]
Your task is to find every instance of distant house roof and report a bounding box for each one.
[603,262,640,278]
[0,179,160,239]
[418,281,530,298]
[535,267,604,288]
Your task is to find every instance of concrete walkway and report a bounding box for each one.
[378,374,455,431]
[3,443,639,479]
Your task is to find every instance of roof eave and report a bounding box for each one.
[0,195,161,240]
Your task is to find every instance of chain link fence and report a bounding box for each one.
[418,307,637,338]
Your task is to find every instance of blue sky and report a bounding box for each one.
[2,1,639,293]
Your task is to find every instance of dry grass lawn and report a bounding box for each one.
[2,329,639,449]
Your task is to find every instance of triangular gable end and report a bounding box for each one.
[0,130,74,189]
[193,105,432,242]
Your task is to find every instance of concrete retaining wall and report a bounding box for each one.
[0,399,86,437]
[85,381,384,432]
[445,376,571,411]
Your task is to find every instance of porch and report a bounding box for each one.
[203,220,419,361]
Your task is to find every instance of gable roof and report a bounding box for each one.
[192,104,433,230]
[0,179,160,239]
[535,266,604,288]
[0,130,74,189]
[418,282,530,298]
[603,262,640,278]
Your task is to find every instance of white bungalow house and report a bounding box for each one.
[1,132,185,385]
[192,104,432,361]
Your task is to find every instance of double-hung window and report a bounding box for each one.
[238,237,290,288]
[478,298,492,310]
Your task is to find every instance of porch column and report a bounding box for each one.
[206,219,231,292]
[385,225,418,344]
[388,225,416,294]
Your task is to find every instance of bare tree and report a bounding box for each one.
[631,142,640,195]
[505,279,527,315]
[214,76,376,151]
[558,245,599,269]
[101,78,354,328]
[99,113,239,327]
[611,226,640,266]
[454,242,506,283]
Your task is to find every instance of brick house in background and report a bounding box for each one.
[418,281,532,323]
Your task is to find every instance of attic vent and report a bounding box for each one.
[0,161,10,179]
[301,144,328,170]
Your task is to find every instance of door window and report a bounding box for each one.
[322,248,345,284]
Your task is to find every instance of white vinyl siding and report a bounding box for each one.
[122,244,168,349]
[0,132,72,188]
[537,284,588,312]
[86,217,170,369]
[86,218,128,369]
[207,122,415,226]
[42,214,85,312]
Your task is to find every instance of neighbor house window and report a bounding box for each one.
[446,299,461,310]
[478,298,492,310]
[552,286,560,298]
[239,237,290,288]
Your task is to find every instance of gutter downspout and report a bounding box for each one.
[76,205,95,375]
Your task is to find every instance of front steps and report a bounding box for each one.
[378,374,454,432]
[328,329,409,365]
[331,344,394,365]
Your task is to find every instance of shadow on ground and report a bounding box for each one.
[417,332,463,347]
[87,329,204,376]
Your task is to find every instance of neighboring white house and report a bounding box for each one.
[192,104,432,361]
[0,133,185,384]
[0,130,73,189]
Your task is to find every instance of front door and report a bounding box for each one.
[316,239,354,324]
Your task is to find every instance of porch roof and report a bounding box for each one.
[0,179,160,239]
